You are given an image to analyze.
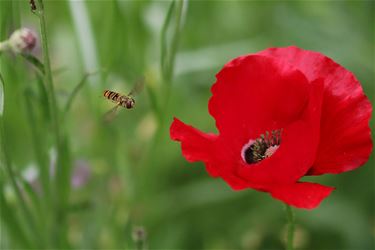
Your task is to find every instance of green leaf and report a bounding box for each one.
[0,72,4,116]
[23,88,50,203]
[63,70,102,118]
[161,0,176,80]
[0,180,32,248]
[160,0,186,82]
[51,135,73,249]
[21,53,45,75]
[35,74,50,121]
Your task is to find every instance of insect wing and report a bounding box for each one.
[127,77,145,96]
[103,104,121,123]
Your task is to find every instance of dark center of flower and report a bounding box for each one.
[242,129,283,164]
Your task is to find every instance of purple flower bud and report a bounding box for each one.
[71,160,91,189]
[8,28,37,53]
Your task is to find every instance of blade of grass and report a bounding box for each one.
[160,0,186,118]
[138,0,187,172]
[18,178,49,245]
[35,0,61,147]
[68,0,104,121]
[35,1,71,247]
[21,53,45,75]
[53,135,72,248]
[23,88,51,211]
[165,0,186,82]
[0,179,32,248]
[0,73,43,248]
[68,0,101,87]
[35,74,51,121]
[135,0,187,215]
[160,0,175,81]
[63,70,103,118]
[154,0,186,136]
[23,88,50,194]
[0,72,4,116]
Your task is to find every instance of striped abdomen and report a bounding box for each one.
[103,90,121,103]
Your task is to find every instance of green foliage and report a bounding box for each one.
[0,0,374,249]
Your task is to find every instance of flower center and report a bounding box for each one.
[242,129,283,164]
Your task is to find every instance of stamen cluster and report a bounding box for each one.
[244,129,282,164]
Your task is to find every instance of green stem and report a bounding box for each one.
[135,0,187,207]
[63,70,101,118]
[0,180,31,248]
[158,0,186,129]
[160,0,175,80]
[24,88,51,205]
[285,204,295,250]
[36,1,71,247]
[161,0,185,88]
[36,0,61,147]
[0,110,42,249]
[166,0,184,82]
[21,53,45,75]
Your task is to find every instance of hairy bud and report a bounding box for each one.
[6,28,37,53]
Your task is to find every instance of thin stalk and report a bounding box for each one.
[285,204,295,250]
[24,89,50,199]
[36,0,61,152]
[137,0,187,200]
[21,53,45,75]
[35,1,71,247]
[166,0,184,82]
[159,0,186,127]
[160,0,175,80]
[0,116,42,249]
[23,89,51,238]
[0,179,31,248]
[161,0,185,83]
[63,70,101,118]
[0,73,41,248]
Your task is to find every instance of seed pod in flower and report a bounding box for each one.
[7,28,37,53]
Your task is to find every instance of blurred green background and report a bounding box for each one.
[0,0,374,249]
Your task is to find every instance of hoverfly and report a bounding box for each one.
[103,77,144,122]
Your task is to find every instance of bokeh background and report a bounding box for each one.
[0,0,374,249]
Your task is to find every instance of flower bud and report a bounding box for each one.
[132,226,147,249]
[7,28,37,53]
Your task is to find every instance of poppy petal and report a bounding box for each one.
[170,117,220,177]
[236,78,324,186]
[170,118,251,189]
[208,55,310,155]
[270,182,334,209]
[258,46,373,175]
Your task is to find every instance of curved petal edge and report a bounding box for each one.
[270,182,335,209]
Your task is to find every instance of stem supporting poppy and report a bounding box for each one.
[285,204,295,250]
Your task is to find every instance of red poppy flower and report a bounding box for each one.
[170,46,373,209]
